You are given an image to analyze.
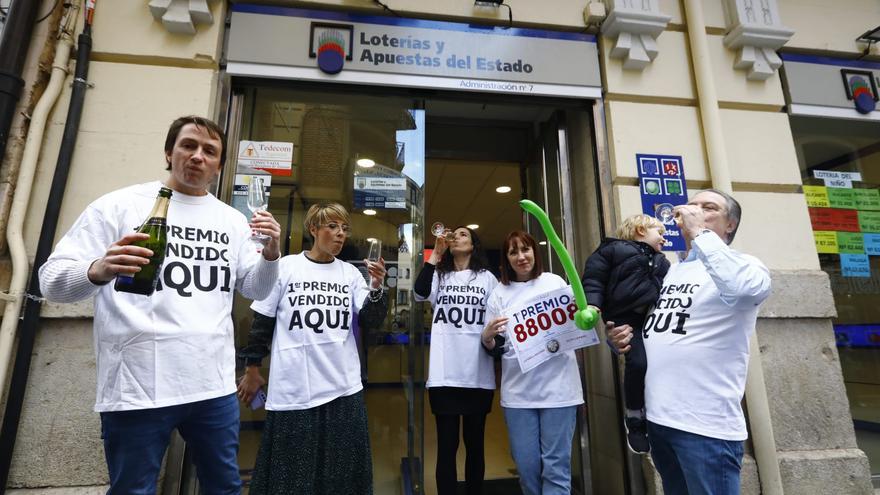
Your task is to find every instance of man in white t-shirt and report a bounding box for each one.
[607,189,771,495]
[39,116,281,494]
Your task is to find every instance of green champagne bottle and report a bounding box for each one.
[114,187,172,295]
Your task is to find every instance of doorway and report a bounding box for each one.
[212,83,617,495]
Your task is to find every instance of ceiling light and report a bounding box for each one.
[364,209,377,216]
[366,237,377,243]
[356,157,375,168]
[467,224,479,229]
[495,186,511,193]
[539,241,547,245]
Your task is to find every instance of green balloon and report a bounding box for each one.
[519,200,598,330]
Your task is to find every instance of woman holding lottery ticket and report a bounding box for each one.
[481,230,584,495]
[236,203,387,494]
[414,225,498,495]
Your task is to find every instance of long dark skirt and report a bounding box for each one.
[248,390,373,495]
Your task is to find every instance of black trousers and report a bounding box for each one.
[623,327,648,411]
[434,413,487,495]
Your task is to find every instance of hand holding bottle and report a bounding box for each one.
[88,232,155,284]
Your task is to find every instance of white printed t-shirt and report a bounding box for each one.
[415,269,498,390]
[643,232,771,441]
[486,273,584,409]
[251,252,373,410]
[39,181,276,412]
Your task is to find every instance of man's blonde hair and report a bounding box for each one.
[616,214,665,241]
[303,202,351,237]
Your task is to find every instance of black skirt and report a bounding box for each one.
[248,391,373,495]
[428,386,494,416]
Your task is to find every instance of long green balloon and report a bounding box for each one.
[520,199,598,330]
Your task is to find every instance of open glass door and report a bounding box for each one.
[224,86,426,494]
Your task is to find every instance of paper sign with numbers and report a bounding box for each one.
[504,286,600,373]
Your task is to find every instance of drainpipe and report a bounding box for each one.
[682,1,784,494]
[0,2,93,488]
[0,0,41,157]
[0,34,72,416]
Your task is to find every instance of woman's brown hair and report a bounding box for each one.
[499,230,544,285]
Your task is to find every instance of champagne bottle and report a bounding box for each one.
[114,187,172,295]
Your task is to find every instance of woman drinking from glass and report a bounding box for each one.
[414,226,498,495]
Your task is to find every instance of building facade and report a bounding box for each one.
[0,0,878,493]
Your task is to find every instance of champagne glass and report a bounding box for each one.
[367,238,382,262]
[654,202,675,225]
[430,221,454,240]
[247,177,270,243]
[366,238,382,287]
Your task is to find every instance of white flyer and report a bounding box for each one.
[504,285,600,373]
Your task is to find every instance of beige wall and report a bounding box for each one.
[601,2,816,271]
[780,0,880,54]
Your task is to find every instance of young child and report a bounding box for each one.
[581,214,670,454]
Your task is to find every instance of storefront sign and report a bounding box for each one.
[837,232,864,254]
[840,254,871,278]
[858,211,880,233]
[864,233,880,255]
[853,189,880,210]
[636,154,688,251]
[354,176,408,209]
[227,5,601,98]
[813,231,839,254]
[813,170,861,189]
[827,187,856,209]
[783,53,880,121]
[833,324,880,348]
[808,207,859,232]
[504,285,600,373]
[803,185,830,207]
[237,140,294,176]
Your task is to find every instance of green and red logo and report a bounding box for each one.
[309,22,354,75]
[841,69,878,115]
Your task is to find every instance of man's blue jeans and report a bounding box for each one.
[503,406,577,495]
[647,421,743,495]
[100,393,241,495]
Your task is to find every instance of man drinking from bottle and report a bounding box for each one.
[39,115,280,494]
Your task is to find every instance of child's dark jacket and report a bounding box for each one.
[581,238,671,326]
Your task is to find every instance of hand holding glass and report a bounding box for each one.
[247,177,270,243]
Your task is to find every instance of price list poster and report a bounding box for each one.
[805,170,880,279]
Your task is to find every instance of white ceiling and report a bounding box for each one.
[425,159,523,250]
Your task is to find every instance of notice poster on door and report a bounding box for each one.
[636,154,688,251]
[237,140,294,176]
[354,176,408,209]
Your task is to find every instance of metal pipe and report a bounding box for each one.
[0,0,41,157]
[0,31,71,426]
[0,13,93,490]
[682,1,784,493]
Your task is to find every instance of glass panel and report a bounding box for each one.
[232,86,426,494]
[791,115,880,480]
